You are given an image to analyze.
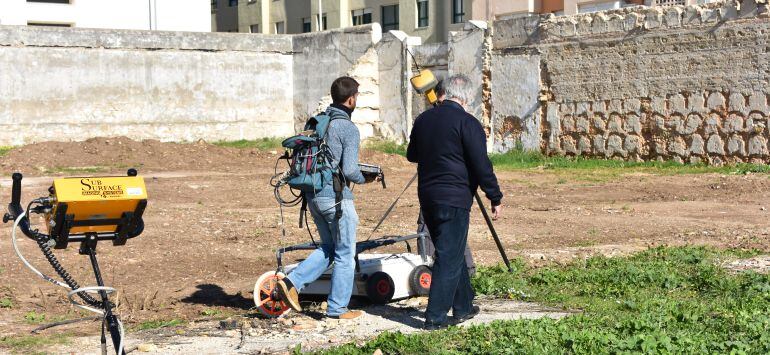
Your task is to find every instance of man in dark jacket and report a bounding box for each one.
[407,74,503,330]
[416,79,477,276]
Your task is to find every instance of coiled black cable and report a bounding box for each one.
[26,201,104,308]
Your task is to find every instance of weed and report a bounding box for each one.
[323,246,770,354]
[23,311,46,324]
[133,319,185,331]
[200,309,221,317]
[0,333,70,352]
[0,146,11,157]
[0,298,12,309]
[622,204,631,212]
[571,239,598,247]
[213,138,284,150]
[45,166,107,175]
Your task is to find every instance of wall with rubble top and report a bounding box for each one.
[492,0,770,164]
[0,24,384,146]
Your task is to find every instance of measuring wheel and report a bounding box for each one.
[254,271,290,318]
[409,265,432,296]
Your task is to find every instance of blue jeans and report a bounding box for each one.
[422,204,475,325]
[286,197,358,316]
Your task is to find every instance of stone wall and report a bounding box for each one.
[0,25,384,146]
[0,26,298,145]
[491,0,770,164]
[5,1,768,164]
[292,25,378,132]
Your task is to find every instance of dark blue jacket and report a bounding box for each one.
[407,100,503,210]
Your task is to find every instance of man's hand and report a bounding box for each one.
[491,204,502,220]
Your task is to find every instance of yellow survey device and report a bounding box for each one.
[45,172,147,248]
[410,69,439,105]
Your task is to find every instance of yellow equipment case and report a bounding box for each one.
[46,173,147,248]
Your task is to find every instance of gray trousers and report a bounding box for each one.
[417,211,476,276]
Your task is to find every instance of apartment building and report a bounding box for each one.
[0,0,210,32]
[214,0,716,43]
[223,0,477,43]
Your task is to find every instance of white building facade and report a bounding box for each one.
[0,0,210,32]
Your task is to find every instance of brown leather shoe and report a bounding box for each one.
[276,279,302,312]
[327,310,362,320]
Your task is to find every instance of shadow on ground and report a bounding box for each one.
[180,284,253,310]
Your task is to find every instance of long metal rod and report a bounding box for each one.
[86,246,125,355]
[371,172,417,233]
[474,192,512,272]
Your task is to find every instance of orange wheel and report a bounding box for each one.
[409,265,432,296]
[254,271,290,318]
[419,272,432,288]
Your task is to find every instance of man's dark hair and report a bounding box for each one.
[331,77,360,104]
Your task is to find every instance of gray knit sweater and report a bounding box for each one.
[309,105,365,200]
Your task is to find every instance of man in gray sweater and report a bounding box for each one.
[278,77,372,320]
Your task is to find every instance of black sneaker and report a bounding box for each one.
[452,305,481,324]
[422,321,449,331]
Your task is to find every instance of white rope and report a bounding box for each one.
[12,213,69,288]
[11,212,125,354]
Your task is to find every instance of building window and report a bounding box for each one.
[27,22,72,27]
[381,4,399,31]
[352,8,372,26]
[229,0,237,7]
[416,0,429,28]
[302,18,311,33]
[211,0,217,11]
[316,15,327,30]
[250,24,259,33]
[274,21,284,34]
[452,0,464,23]
[27,0,70,3]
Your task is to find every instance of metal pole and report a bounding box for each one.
[84,238,125,355]
[148,0,152,30]
[474,192,512,272]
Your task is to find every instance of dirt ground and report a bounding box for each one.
[1,137,769,352]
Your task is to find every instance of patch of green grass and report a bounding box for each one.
[200,308,222,317]
[133,319,185,331]
[364,139,408,156]
[0,333,70,353]
[45,166,108,175]
[489,148,770,180]
[0,146,12,157]
[570,239,599,248]
[213,138,284,150]
[323,246,770,354]
[23,311,46,324]
[0,297,12,309]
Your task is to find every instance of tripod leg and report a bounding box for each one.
[85,244,125,355]
[474,192,513,272]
